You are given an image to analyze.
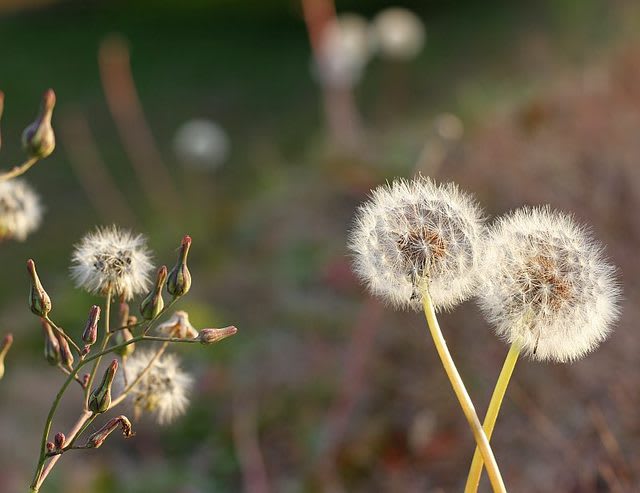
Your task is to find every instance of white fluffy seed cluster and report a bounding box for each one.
[0,179,43,241]
[349,176,485,311]
[155,311,199,339]
[70,226,153,300]
[478,207,621,362]
[123,351,193,425]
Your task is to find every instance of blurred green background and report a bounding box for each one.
[1,0,639,492]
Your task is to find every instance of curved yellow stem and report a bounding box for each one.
[420,287,506,493]
[464,343,520,493]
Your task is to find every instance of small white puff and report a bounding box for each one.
[349,176,486,311]
[122,351,193,425]
[0,179,43,241]
[478,207,621,362]
[70,226,153,300]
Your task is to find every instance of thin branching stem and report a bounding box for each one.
[0,157,39,182]
[44,316,83,357]
[84,289,113,407]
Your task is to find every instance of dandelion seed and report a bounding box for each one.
[478,206,621,362]
[349,176,485,311]
[370,7,426,61]
[121,351,192,425]
[0,179,43,241]
[70,226,153,300]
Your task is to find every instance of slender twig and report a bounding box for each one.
[56,364,86,388]
[0,157,38,182]
[465,343,520,493]
[420,285,506,493]
[44,316,83,357]
[109,341,169,408]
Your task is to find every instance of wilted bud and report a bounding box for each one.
[22,89,56,159]
[86,415,134,449]
[140,265,167,320]
[27,259,51,317]
[198,326,238,344]
[54,432,65,450]
[0,333,13,380]
[42,320,60,366]
[167,235,192,297]
[82,305,101,346]
[56,331,74,370]
[119,302,130,328]
[88,359,118,414]
[113,327,135,358]
[46,442,55,453]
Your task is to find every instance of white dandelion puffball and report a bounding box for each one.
[70,226,153,300]
[478,207,621,363]
[349,176,485,311]
[315,13,372,88]
[155,310,199,339]
[123,351,193,425]
[371,7,426,61]
[0,179,43,241]
[173,119,230,170]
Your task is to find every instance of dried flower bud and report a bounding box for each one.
[198,326,238,344]
[86,415,134,448]
[0,333,13,380]
[167,235,192,297]
[42,320,60,366]
[156,310,198,339]
[82,305,100,346]
[27,259,52,317]
[56,331,74,370]
[22,89,56,159]
[113,327,135,358]
[88,359,118,413]
[54,432,65,450]
[140,265,167,320]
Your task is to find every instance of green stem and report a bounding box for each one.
[420,286,506,493]
[465,343,520,493]
[0,157,38,182]
[45,316,82,357]
[84,290,112,407]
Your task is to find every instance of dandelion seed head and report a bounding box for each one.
[0,179,43,241]
[70,226,153,300]
[121,351,193,425]
[349,176,485,311]
[478,207,621,362]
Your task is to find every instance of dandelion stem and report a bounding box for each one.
[420,286,506,493]
[464,343,520,493]
[0,157,39,182]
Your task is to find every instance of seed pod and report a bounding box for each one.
[167,235,192,297]
[113,327,135,358]
[140,266,167,320]
[27,259,51,317]
[42,320,61,366]
[86,415,134,448]
[22,89,56,159]
[56,331,74,370]
[82,305,101,346]
[88,359,118,414]
[198,326,238,345]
